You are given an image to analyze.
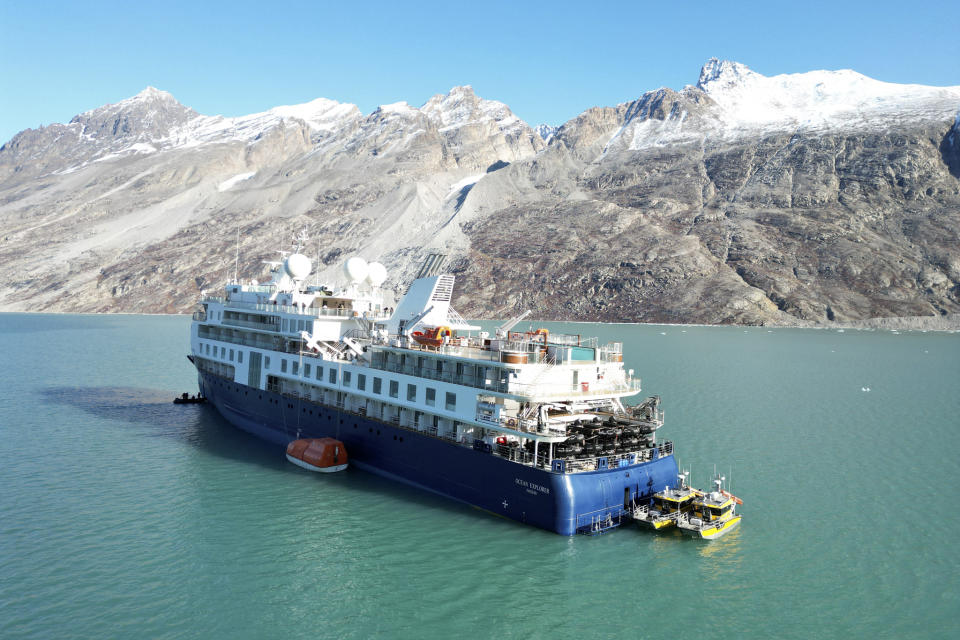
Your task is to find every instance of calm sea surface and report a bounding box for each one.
[1,314,958,639]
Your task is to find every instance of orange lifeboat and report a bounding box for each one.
[285,438,348,473]
[411,325,452,348]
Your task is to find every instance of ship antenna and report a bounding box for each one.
[234,224,240,284]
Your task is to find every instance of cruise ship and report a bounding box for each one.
[188,246,679,535]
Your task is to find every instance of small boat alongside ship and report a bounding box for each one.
[633,472,700,531]
[675,474,742,539]
[173,392,206,404]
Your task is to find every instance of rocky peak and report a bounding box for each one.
[697,58,756,90]
[421,85,521,133]
[69,86,197,142]
[535,124,557,143]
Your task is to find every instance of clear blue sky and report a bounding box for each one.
[1,0,957,144]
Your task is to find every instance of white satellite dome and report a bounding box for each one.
[284,253,312,280]
[366,262,387,287]
[343,256,369,283]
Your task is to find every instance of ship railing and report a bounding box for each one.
[372,360,512,394]
[487,440,673,474]
[575,505,627,534]
[507,377,642,399]
[205,296,389,321]
[221,317,280,331]
[477,413,566,437]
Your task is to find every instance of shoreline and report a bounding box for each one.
[2,310,958,332]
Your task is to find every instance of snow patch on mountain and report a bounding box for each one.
[614,59,960,152]
[422,86,524,136]
[535,124,557,143]
[445,173,485,200]
[217,171,257,192]
[162,98,361,149]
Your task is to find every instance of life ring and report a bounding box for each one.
[507,418,517,427]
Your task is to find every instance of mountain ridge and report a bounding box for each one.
[1,60,958,326]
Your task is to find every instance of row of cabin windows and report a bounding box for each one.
[281,318,311,333]
[200,341,458,411]
[203,342,243,364]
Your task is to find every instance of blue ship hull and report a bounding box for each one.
[198,370,679,535]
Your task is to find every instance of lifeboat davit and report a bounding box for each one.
[411,325,452,347]
[285,438,348,473]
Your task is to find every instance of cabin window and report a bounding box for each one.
[238,351,243,364]
[373,377,382,394]
[282,319,288,332]
[329,368,337,384]
[316,366,322,380]
[389,380,399,398]
[436,360,443,373]
[229,349,234,362]
[456,363,463,376]
[344,371,352,387]
[292,361,299,375]
[407,384,416,401]
[304,364,311,378]
[264,356,271,369]
[445,392,456,411]
[357,374,366,391]
[425,388,436,406]
[281,360,287,373]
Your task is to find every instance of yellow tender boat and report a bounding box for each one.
[634,473,700,530]
[676,474,742,540]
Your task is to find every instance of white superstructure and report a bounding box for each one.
[190,250,663,470]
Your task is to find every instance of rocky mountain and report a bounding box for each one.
[1,60,959,326]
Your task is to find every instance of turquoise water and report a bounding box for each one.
[1,314,958,639]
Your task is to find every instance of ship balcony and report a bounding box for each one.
[202,296,388,320]
[507,376,643,400]
[475,412,567,438]
[485,440,674,473]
